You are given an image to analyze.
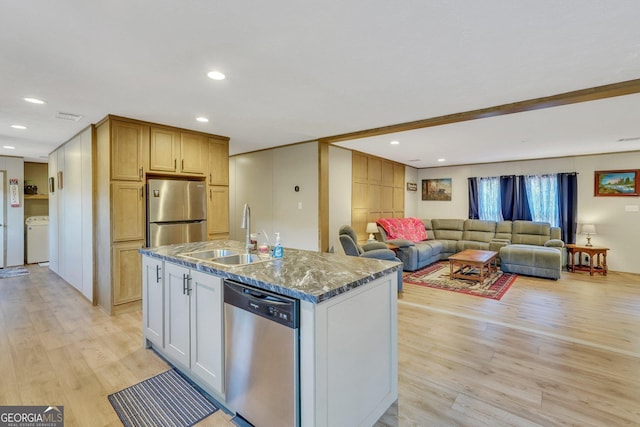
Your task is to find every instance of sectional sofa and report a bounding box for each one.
[377,218,564,280]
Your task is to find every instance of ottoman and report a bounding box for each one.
[499,244,562,280]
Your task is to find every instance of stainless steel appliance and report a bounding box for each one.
[224,280,300,427]
[147,178,207,247]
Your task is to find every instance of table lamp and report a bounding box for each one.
[581,224,596,246]
[366,222,379,242]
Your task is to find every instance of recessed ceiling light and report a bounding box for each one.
[437,158,446,162]
[196,117,209,123]
[24,97,46,105]
[11,124,27,130]
[3,145,15,150]
[407,159,421,162]
[207,71,226,80]
[390,140,400,145]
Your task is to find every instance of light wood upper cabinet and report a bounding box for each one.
[149,127,179,172]
[111,120,148,181]
[180,133,207,175]
[208,138,229,185]
[149,129,208,175]
[112,182,146,242]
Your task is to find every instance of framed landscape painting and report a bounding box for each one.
[594,169,640,197]
[422,178,452,201]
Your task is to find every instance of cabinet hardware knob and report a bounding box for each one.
[174,159,177,170]
[182,159,184,171]
[155,265,161,283]
[139,167,143,179]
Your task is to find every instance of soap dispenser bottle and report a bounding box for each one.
[273,232,284,259]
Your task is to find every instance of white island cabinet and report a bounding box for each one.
[142,258,224,397]
[141,241,400,427]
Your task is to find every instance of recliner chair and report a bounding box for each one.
[338,225,403,291]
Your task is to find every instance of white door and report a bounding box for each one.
[0,171,5,268]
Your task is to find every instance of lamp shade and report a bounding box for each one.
[581,224,596,235]
[366,222,378,234]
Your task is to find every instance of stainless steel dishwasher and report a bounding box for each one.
[224,280,299,427]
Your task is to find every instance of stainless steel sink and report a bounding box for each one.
[210,253,272,266]
[180,249,272,266]
[181,249,238,260]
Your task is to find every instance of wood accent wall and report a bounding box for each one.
[351,151,404,242]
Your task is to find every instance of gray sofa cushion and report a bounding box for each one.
[511,221,552,246]
[431,219,464,240]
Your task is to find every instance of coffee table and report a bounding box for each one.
[448,249,499,283]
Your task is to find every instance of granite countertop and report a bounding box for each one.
[140,240,401,304]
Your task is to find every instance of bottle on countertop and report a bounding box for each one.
[272,232,283,259]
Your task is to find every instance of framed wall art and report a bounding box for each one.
[594,169,639,197]
[422,178,452,201]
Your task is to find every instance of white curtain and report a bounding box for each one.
[525,174,559,226]
[478,177,503,222]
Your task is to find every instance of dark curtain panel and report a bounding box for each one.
[468,177,479,219]
[514,176,532,221]
[557,173,578,243]
[500,176,516,220]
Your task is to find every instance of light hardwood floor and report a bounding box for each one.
[1,265,639,426]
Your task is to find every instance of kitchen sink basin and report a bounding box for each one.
[210,253,272,266]
[181,249,238,260]
[180,249,272,266]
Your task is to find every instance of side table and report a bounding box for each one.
[566,244,609,276]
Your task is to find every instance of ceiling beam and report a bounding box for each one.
[320,78,640,144]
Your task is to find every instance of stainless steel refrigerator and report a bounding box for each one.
[147,178,207,247]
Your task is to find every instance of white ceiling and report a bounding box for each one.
[1,1,640,165]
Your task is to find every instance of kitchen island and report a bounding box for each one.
[140,240,401,427]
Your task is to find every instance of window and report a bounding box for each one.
[524,174,560,226]
[478,177,503,222]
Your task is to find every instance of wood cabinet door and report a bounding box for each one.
[149,127,179,172]
[111,120,147,181]
[190,271,224,394]
[164,262,191,368]
[113,241,143,305]
[180,133,207,175]
[142,255,164,347]
[208,137,229,185]
[112,182,145,242]
[207,186,229,236]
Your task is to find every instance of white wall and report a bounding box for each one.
[0,156,24,267]
[417,151,640,273]
[404,166,418,217]
[230,142,319,251]
[49,127,93,301]
[328,146,352,254]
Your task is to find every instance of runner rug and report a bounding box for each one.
[0,267,29,279]
[403,262,516,300]
[108,368,218,427]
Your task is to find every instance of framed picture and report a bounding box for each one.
[594,169,640,197]
[422,178,452,201]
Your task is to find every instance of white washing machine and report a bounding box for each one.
[26,216,49,264]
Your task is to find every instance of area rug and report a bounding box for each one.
[108,368,218,427]
[403,262,516,300]
[0,267,30,279]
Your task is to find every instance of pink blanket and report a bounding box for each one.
[376,217,427,242]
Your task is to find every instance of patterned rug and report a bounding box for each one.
[403,262,516,300]
[108,368,218,427]
[0,267,30,279]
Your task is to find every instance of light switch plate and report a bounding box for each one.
[625,205,639,212]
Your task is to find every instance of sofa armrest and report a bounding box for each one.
[360,249,397,261]
[362,242,388,252]
[489,238,511,252]
[544,239,565,248]
[386,239,415,248]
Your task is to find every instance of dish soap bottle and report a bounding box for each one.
[273,232,284,259]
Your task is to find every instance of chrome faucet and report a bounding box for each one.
[241,203,251,252]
